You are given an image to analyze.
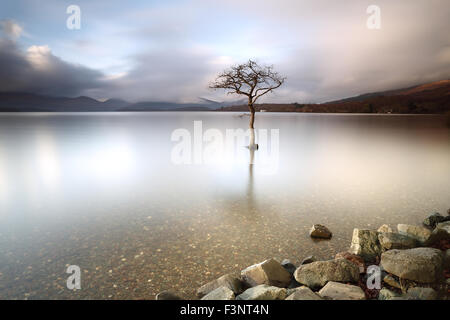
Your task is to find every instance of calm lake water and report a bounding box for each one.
[0,112,449,299]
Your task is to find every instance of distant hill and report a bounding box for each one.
[0,92,108,112]
[120,101,214,111]
[118,97,246,111]
[0,80,448,113]
[220,80,450,114]
[0,92,245,112]
[330,80,450,103]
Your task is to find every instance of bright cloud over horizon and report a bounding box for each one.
[0,0,449,103]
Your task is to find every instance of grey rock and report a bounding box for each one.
[378,224,393,233]
[236,284,287,300]
[155,290,182,300]
[241,258,291,288]
[405,287,438,300]
[423,212,449,229]
[349,229,382,261]
[378,288,402,300]
[378,232,418,250]
[397,224,432,245]
[300,255,316,265]
[318,281,366,300]
[201,286,235,300]
[281,259,297,276]
[380,247,444,283]
[294,258,359,289]
[309,224,332,239]
[197,273,244,298]
[285,286,322,300]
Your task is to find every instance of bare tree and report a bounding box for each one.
[209,60,285,129]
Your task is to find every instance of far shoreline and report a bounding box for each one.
[0,110,448,116]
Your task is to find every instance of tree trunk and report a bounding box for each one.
[248,101,255,129]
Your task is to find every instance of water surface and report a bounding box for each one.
[0,112,449,299]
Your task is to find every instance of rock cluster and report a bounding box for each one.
[157,210,450,300]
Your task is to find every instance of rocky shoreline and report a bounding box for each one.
[157,210,450,300]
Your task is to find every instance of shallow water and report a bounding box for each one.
[0,112,449,299]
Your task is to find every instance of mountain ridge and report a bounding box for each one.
[0,92,246,112]
[220,79,450,114]
[0,80,448,113]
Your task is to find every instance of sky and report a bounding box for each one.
[0,0,449,103]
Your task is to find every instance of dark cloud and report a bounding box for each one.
[0,37,105,97]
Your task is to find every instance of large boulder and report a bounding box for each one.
[236,284,287,300]
[201,286,235,300]
[294,258,359,289]
[397,224,432,245]
[349,229,382,261]
[318,281,366,300]
[335,252,365,273]
[309,224,332,239]
[241,258,291,288]
[378,232,418,250]
[285,286,322,300]
[423,212,450,229]
[380,248,444,283]
[197,273,244,298]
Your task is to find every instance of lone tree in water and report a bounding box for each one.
[209,60,285,129]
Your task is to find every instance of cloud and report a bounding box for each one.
[94,47,235,102]
[0,0,449,102]
[0,37,105,97]
[0,19,23,39]
[101,0,450,103]
[211,0,450,102]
